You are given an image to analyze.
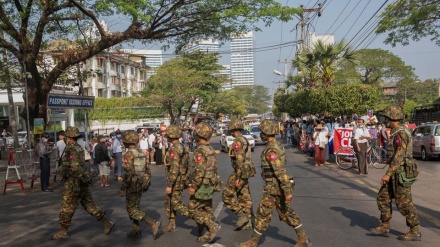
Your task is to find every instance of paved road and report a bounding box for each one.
[0,136,439,247]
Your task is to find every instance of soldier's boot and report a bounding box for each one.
[144,216,161,240]
[50,228,69,240]
[368,221,390,236]
[235,210,250,230]
[103,217,115,234]
[234,230,261,247]
[126,224,142,238]
[398,225,422,241]
[162,218,176,233]
[197,222,221,243]
[197,223,206,237]
[241,220,253,230]
[293,225,311,247]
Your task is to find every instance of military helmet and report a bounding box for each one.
[228,119,244,131]
[122,130,139,144]
[258,119,280,135]
[195,121,213,139]
[381,105,404,120]
[65,126,80,138]
[166,125,182,139]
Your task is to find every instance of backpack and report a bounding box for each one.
[131,149,151,192]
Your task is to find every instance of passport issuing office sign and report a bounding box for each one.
[47,94,95,109]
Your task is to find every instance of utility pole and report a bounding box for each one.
[297,4,322,53]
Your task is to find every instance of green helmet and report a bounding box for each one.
[166,125,182,139]
[195,122,213,139]
[381,105,404,120]
[123,130,139,144]
[258,119,280,135]
[228,119,244,131]
[65,126,80,138]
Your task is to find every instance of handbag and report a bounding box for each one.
[83,147,92,160]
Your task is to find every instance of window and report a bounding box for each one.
[97,59,103,67]
[435,126,440,136]
[423,127,431,136]
[131,67,135,75]
[120,65,125,74]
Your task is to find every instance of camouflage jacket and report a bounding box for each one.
[190,143,218,189]
[165,142,184,188]
[60,142,90,186]
[261,139,292,195]
[228,134,251,178]
[386,124,412,177]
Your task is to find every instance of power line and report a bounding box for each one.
[342,0,372,41]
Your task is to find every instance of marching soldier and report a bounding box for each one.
[188,121,221,243]
[118,130,161,239]
[237,119,311,247]
[222,119,255,230]
[51,126,114,240]
[369,106,421,241]
[162,125,191,232]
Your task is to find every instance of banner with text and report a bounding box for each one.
[47,94,95,109]
[333,128,354,153]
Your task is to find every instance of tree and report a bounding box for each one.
[142,51,226,123]
[376,0,440,46]
[334,49,416,86]
[0,1,302,128]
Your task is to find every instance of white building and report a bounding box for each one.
[230,32,255,87]
[182,39,220,53]
[309,32,335,48]
[122,49,163,78]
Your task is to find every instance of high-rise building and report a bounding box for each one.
[123,49,163,78]
[230,32,254,87]
[182,39,220,53]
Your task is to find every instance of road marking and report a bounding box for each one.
[0,218,58,246]
[214,201,224,220]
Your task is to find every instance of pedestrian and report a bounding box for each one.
[111,133,123,181]
[56,131,66,170]
[51,126,114,240]
[148,130,156,164]
[353,118,371,176]
[36,132,52,192]
[222,119,255,231]
[313,124,326,167]
[95,135,112,187]
[118,130,161,239]
[369,106,421,241]
[237,119,311,247]
[188,122,221,243]
[162,125,192,232]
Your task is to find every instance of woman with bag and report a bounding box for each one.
[313,124,327,166]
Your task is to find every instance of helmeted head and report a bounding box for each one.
[166,125,182,139]
[194,122,213,140]
[381,105,404,121]
[122,130,139,145]
[65,126,80,138]
[228,119,244,131]
[259,119,279,142]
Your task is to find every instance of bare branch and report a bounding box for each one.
[68,0,108,38]
[0,5,21,42]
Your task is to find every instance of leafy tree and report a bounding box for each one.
[376,0,440,46]
[334,49,415,86]
[0,0,301,127]
[142,51,226,123]
[410,79,440,104]
[403,100,419,121]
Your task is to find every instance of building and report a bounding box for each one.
[230,32,255,87]
[308,32,335,48]
[219,65,232,90]
[382,81,398,97]
[182,39,220,53]
[122,49,163,78]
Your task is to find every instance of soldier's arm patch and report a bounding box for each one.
[195,153,203,164]
[234,142,241,152]
[395,136,401,147]
[170,151,175,159]
[267,152,277,162]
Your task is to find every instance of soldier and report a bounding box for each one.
[369,106,421,241]
[188,121,221,243]
[237,119,311,247]
[222,119,255,230]
[162,125,191,232]
[51,126,115,240]
[118,130,161,239]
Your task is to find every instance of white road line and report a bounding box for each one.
[214,201,224,220]
[0,218,58,246]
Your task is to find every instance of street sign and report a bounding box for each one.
[47,94,95,109]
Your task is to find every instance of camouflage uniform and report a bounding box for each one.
[369,106,421,241]
[120,130,161,239]
[222,119,254,230]
[237,120,310,247]
[188,122,221,243]
[51,126,114,240]
[163,125,191,232]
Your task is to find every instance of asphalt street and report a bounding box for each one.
[0,136,439,247]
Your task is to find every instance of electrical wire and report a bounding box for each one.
[342,0,372,41]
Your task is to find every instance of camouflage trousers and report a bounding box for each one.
[165,187,190,219]
[222,173,252,219]
[58,185,105,229]
[125,189,146,222]
[377,176,419,227]
[254,189,301,233]
[188,196,214,226]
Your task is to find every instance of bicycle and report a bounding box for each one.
[335,145,388,170]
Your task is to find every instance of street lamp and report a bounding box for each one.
[23,64,32,148]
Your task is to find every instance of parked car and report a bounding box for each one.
[220,129,255,153]
[249,125,266,145]
[412,122,440,160]
[6,131,27,147]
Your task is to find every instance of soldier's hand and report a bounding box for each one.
[285,194,293,202]
[381,174,390,185]
[118,190,124,197]
[166,187,172,194]
[214,150,220,154]
[189,187,195,196]
[235,179,240,188]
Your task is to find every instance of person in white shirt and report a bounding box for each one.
[139,135,150,162]
[313,124,328,166]
[56,131,66,159]
[354,119,371,176]
[148,130,156,164]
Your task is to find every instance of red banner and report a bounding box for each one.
[333,128,354,153]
